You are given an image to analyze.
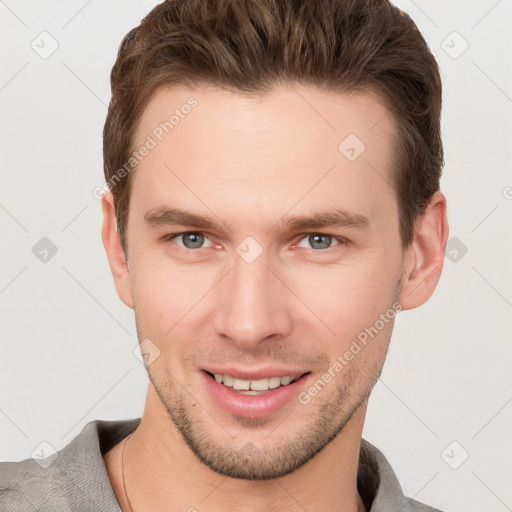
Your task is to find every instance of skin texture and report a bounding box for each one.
[101,83,449,512]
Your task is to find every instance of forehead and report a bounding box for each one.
[129,83,397,231]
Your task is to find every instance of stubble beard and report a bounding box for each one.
[144,332,391,480]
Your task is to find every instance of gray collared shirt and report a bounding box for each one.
[0,418,443,511]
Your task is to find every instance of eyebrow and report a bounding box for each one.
[144,206,220,230]
[143,206,370,232]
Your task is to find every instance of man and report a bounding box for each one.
[1,0,448,510]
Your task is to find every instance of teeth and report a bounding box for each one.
[268,377,281,389]
[251,378,270,391]
[232,378,250,391]
[212,373,298,391]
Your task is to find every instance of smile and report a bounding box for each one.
[210,373,300,395]
[202,370,312,418]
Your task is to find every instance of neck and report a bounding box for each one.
[109,385,367,512]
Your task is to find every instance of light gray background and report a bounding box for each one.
[1,1,511,511]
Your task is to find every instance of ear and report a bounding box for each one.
[101,191,134,309]
[398,191,449,310]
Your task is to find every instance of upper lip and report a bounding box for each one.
[202,366,310,380]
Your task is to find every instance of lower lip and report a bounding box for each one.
[201,371,312,419]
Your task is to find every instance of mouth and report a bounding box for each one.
[201,370,313,419]
[204,370,309,394]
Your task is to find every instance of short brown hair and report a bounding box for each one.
[103,0,443,254]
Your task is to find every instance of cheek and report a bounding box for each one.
[130,256,218,338]
[285,256,400,340]
[131,268,203,379]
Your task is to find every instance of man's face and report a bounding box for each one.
[124,84,404,479]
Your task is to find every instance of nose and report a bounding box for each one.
[212,248,293,350]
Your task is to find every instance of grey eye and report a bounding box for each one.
[295,233,344,251]
[181,232,205,249]
[307,234,333,250]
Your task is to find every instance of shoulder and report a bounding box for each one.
[0,452,81,511]
[359,438,446,512]
[0,418,140,512]
[400,496,446,511]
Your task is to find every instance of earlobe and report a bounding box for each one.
[101,191,134,309]
[398,191,449,310]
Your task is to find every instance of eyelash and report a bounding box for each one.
[162,231,347,252]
